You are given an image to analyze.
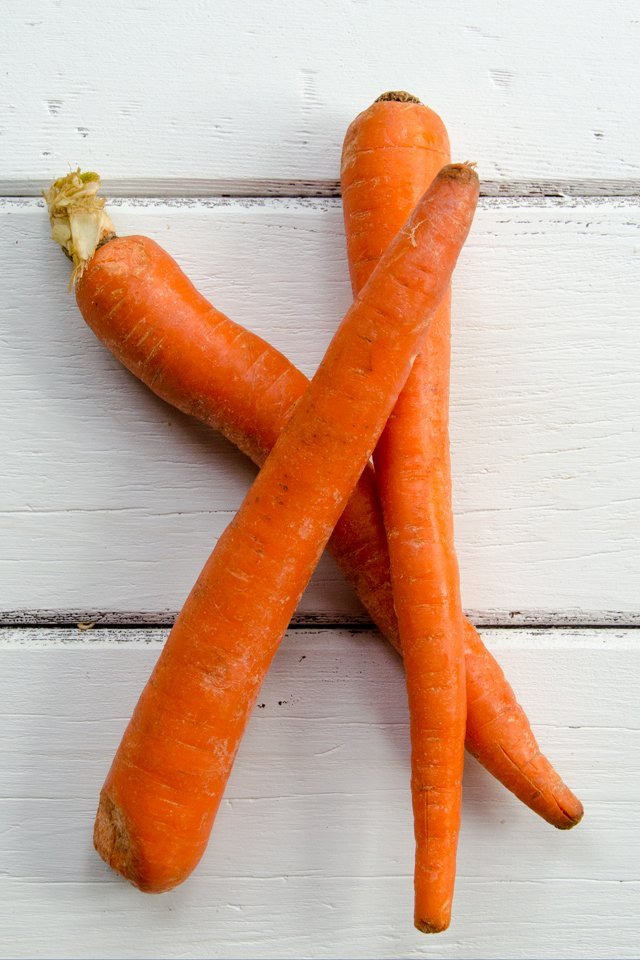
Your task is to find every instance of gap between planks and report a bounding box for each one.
[2,610,639,629]
[2,177,640,199]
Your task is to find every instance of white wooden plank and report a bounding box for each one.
[1,626,636,804]
[0,627,637,958]
[3,0,640,184]
[1,197,638,616]
[2,878,638,960]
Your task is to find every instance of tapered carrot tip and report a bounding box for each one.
[413,880,452,934]
[415,917,450,935]
[556,794,585,829]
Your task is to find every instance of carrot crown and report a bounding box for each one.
[375,90,422,103]
[44,169,115,285]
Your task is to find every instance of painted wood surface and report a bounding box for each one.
[4,0,640,185]
[2,197,638,617]
[0,625,637,959]
[3,4,639,954]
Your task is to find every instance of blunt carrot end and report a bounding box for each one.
[556,799,585,830]
[375,90,422,104]
[415,918,450,935]
[44,169,115,285]
[94,793,138,886]
[93,792,132,878]
[94,791,179,893]
[439,161,479,182]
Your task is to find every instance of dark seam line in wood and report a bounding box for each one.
[2,611,639,630]
[2,178,640,199]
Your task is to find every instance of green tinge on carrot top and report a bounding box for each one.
[44,169,115,284]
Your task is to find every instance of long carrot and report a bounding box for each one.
[48,165,479,891]
[342,91,464,932]
[341,93,584,837]
[46,172,583,832]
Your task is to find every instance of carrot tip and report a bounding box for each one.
[415,917,450,935]
[556,801,585,830]
[375,90,422,104]
[94,791,139,887]
[438,162,479,183]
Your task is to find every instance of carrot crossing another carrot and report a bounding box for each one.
[46,169,583,835]
[42,109,584,928]
[75,163,479,891]
[341,94,583,856]
[342,93,466,933]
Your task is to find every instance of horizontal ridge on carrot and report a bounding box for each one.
[45,171,583,832]
[48,163,480,891]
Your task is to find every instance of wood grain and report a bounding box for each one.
[2,197,638,617]
[3,2,639,955]
[0,626,637,958]
[3,0,640,183]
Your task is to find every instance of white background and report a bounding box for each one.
[1,1,639,957]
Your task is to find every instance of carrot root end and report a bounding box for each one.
[555,800,585,830]
[414,917,450,935]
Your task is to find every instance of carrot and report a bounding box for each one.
[376,333,466,934]
[47,165,479,891]
[341,93,583,839]
[342,92,464,932]
[46,171,583,832]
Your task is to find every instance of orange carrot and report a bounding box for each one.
[341,91,583,832]
[342,92,464,932]
[50,165,479,891]
[46,171,583,832]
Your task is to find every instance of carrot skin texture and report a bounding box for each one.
[343,96,465,932]
[78,234,307,466]
[77,236,396,646]
[374,319,466,933]
[462,619,583,826]
[341,97,583,846]
[92,166,480,892]
[76,245,582,833]
[341,99,452,296]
